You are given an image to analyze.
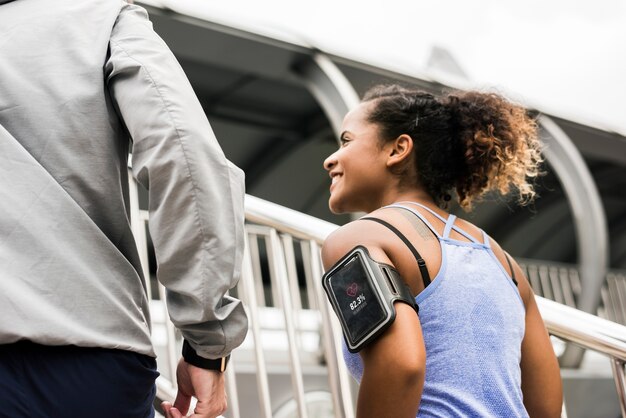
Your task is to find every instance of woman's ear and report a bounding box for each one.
[386,134,414,168]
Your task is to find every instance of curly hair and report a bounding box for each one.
[362,84,543,210]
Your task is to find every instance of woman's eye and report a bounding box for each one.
[340,137,350,146]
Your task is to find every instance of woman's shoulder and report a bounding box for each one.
[321,215,388,270]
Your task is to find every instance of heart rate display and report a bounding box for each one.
[349,293,366,311]
[327,254,387,344]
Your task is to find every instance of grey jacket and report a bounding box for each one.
[0,0,248,359]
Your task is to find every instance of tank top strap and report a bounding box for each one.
[442,214,457,239]
[384,204,442,239]
[481,230,491,248]
[446,222,483,245]
[387,202,484,245]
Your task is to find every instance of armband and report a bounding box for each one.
[322,245,418,353]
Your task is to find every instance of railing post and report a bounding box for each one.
[281,234,303,311]
[309,241,356,418]
[267,229,309,418]
[225,363,241,418]
[610,358,626,418]
[246,231,268,307]
[158,284,180,387]
[240,232,273,418]
[127,173,151,299]
[265,234,284,309]
[300,241,319,311]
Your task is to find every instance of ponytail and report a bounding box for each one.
[443,91,542,209]
[363,85,542,210]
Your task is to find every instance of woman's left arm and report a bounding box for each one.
[357,301,425,418]
[322,227,426,418]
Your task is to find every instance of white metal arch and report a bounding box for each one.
[540,116,609,313]
[292,53,360,138]
[540,115,609,366]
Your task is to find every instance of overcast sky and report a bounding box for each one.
[148,0,626,135]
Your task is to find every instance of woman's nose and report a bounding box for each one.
[323,152,337,171]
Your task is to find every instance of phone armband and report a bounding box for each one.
[322,245,418,353]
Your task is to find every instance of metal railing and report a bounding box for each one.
[142,194,626,417]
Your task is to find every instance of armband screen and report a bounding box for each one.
[327,252,388,344]
[322,246,417,352]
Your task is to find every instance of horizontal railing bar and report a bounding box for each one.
[537,297,626,360]
[535,296,626,359]
[245,194,336,243]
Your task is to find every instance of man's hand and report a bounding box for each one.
[161,358,227,418]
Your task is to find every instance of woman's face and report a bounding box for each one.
[323,101,391,214]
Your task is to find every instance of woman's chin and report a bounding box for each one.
[328,203,343,215]
[328,198,346,214]
[329,199,362,215]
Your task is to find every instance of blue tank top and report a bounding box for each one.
[343,203,528,417]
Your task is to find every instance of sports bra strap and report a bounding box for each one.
[504,253,518,287]
[396,201,448,224]
[360,217,431,288]
[385,204,441,239]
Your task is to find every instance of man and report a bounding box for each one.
[0,1,248,417]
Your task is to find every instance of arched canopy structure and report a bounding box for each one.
[137,1,624,323]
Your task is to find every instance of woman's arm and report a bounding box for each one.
[513,261,563,418]
[357,302,425,418]
[322,225,426,418]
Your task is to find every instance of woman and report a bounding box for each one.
[321,85,562,417]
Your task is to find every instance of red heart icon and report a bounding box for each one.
[346,283,358,297]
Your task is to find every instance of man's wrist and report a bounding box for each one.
[182,339,230,372]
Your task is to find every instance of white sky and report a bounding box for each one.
[148,0,626,135]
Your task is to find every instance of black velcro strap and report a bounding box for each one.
[361,217,431,288]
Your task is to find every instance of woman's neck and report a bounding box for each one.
[377,189,437,211]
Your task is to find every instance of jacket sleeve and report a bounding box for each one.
[104,4,248,359]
